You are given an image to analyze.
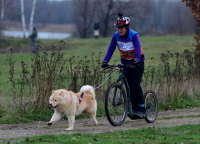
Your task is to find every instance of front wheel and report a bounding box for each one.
[105,82,128,126]
[144,90,158,123]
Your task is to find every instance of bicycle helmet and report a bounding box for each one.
[114,13,130,29]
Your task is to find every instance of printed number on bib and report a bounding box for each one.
[121,51,134,56]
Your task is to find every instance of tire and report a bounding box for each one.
[105,82,128,126]
[144,90,158,123]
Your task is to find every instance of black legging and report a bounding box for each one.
[123,61,146,112]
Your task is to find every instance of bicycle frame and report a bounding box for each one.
[116,68,131,113]
[104,64,157,125]
[115,67,153,118]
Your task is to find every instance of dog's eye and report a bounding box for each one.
[55,100,57,101]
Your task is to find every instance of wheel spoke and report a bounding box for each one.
[144,91,158,123]
[105,83,127,126]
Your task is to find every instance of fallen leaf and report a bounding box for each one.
[25,138,29,142]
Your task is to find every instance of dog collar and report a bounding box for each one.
[79,93,84,103]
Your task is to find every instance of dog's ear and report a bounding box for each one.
[52,90,54,94]
[59,91,64,97]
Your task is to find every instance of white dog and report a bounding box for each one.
[47,85,98,130]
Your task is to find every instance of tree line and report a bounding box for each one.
[0,0,197,38]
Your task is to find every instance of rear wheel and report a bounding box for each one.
[144,90,158,123]
[105,82,128,126]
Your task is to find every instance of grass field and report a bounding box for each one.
[0,36,198,125]
[3,124,200,144]
[0,36,195,87]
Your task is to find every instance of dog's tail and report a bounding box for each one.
[80,85,95,97]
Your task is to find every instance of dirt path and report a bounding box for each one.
[0,107,200,139]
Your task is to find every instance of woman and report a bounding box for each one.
[94,21,100,39]
[101,13,145,119]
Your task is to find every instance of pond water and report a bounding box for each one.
[1,30,72,39]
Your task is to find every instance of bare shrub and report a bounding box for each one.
[6,41,111,113]
[6,42,200,115]
[142,49,200,104]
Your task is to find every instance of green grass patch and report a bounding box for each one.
[0,36,195,88]
[0,36,198,124]
[159,97,200,110]
[0,104,106,124]
[4,124,200,144]
[0,107,53,124]
[0,38,58,49]
[0,106,6,118]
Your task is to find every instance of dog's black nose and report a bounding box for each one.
[50,103,52,107]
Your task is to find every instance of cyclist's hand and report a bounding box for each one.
[131,59,139,67]
[101,62,108,68]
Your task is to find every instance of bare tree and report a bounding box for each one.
[95,0,117,37]
[0,0,14,20]
[72,0,97,38]
[182,0,200,27]
[20,0,26,39]
[1,0,4,20]
[118,0,153,30]
[182,0,200,71]
[148,0,195,35]
[29,0,37,34]
[95,0,153,37]
[37,0,51,27]
[0,20,4,38]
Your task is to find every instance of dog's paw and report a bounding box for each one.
[94,121,98,126]
[66,128,73,131]
[47,122,53,126]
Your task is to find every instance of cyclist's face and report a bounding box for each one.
[117,26,126,36]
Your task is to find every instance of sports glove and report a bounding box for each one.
[131,59,139,66]
[101,62,108,68]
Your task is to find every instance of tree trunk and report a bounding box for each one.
[83,0,88,38]
[103,11,110,37]
[72,0,96,38]
[20,0,26,39]
[97,0,114,38]
[29,0,37,34]
[1,0,4,20]
[103,0,113,37]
